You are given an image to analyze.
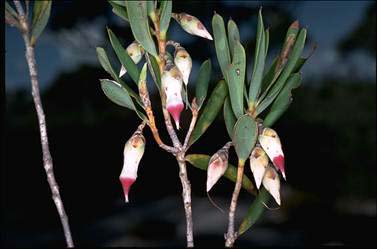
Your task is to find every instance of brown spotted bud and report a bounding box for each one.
[119,41,145,77]
[161,60,184,129]
[174,46,192,85]
[249,146,269,189]
[206,142,231,192]
[258,128,286,180]
[119,126,146,203]
[173,13,213,40]
[262,166,281,205]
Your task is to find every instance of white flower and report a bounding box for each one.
[206,144,230,192]
[174,47,192,85]
[249,146,269,189]
[262,166,281,205]
[119,41,144,77]
[173,13,213,40]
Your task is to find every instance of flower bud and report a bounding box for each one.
[262,166,281,205]
[258,128,286,180]
[206,142,231,192]
[119,41,145,77]
[249,146,269,189]
[174,46,192,85]
[173,13,213,40]
[119,128,145,203]
[161,61,184,129]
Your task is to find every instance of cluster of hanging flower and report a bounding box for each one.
[206,128,285,205]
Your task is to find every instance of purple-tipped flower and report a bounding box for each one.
[173,13,213,40]
[258,128,286,180]
[206,142,231,192]
[262,166,281,205]
[161,61,184,129]
[249,146,269,189]
[119,41,144,77]
[174,46,192,85]
[119,127,145,203]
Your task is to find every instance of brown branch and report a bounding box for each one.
[13,1,74,247]
[225,160,245,247]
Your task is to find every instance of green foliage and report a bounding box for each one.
[159,0,172,38]
[195,60,212,108]
[100,79,135,110]
[212,13,231,76]
[223,97,236,139]
[232,115,258,162]
[31,1,52,46]
[108,1,128,21]
[189,80,228,146]
[227,19,241,59]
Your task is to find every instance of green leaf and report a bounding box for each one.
[212,13,231,76]
[186,154,256,195]
[146,1,155,16]
[223,97,236,139]
[189,80,228,146]
[227,19,240,59]
[5,2,18,17]
[31,1,51,46]
[256,28,306,115]
[108,1,128,22]
[148,55,161,90]
[238,188,269,235]
[233,115,258,162]
[260,57,278,94]
[126,1,158,56]
[263,73,301,127]
[264,28,269,56]
[109,0,126,7]
[100,79,135,110]
[159,0,172,38]
[107,28,139,84]
[248,8,266,107]
[96,47,143,108]
[224,40,246,118]
[195,59,212,108]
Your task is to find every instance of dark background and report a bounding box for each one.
[3,1,376,247]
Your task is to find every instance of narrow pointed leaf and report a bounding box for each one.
[31,1,51,45]
[212,13,231,76]
[5,2,18,18]
[148,55,161,90]
[189,80,228,146]
[195,59,212,108]
[109,0,126,7]
[263,73,301,127]
[223,97,236,139]
[159,0,172,37]
[264,28,269,56]
[256,28,306,115]
[126,1,158,56]
[227,19,240,59]
[238,188,269,235]
[107,28,139,84]
[248,9,266,106]
[100,79,135,110]
[233,115,258,162]
[108,1,128,21]
[146,1,155,16]
[186,154,256,195]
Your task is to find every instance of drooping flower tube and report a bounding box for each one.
[262,166,281,205]
[161,60,184,129]
[249,146,269,189]
[119,124,146,203]
[206,142,232,192]
[119,41,144,77]
[172,13,213,40]
[258,128,286,180]
[174,46,192,85]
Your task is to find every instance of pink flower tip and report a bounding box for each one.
[273,155,285,174]
[167,103,184,129]
[119,177,135,203]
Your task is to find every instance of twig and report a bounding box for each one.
[183,98,198,151]
[225,160,245,247]
[13,1,74,247]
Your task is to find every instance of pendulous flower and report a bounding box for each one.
[258,128,286,180]
[119,126,146,203]
[249,146,269,189]
[119,41,144,77]
[161,60,184,129]
[262,166,281,205]
[206,142,231,192]
[172,12,213,40]
[174,46,192,85]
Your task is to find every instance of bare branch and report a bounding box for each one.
[183,98,199,151]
